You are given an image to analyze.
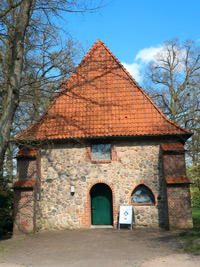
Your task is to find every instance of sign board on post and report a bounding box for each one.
[118,205,133,230]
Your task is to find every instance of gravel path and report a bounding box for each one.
[0,229,199,266]
[141,254,200,267]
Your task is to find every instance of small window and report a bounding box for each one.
[131,185,155,204]
[91,143,111,160]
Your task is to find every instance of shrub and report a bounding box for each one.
[191,187,200,208]
[0,188,13,236]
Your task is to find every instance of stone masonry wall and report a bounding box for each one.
[36,140,167,231]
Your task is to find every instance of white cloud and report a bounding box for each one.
[122,44,163,83]
[122,62,142,82]
[123,42,191,83]
[136,46,162,63]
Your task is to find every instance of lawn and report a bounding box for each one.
[192,207,200,228]
[177,207,200,254]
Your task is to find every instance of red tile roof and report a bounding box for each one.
[16,40,191,141]
[165,176,190,184]
[161,143,185,151]
[13,180,35,188]
[16,148,39,157]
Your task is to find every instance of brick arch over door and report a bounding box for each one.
[79,181,117,228]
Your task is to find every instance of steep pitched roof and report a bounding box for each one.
[16,40,191,141]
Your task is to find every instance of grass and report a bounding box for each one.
[192,207,200,227]
[176,207,200,255]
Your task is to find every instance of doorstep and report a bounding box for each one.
[90,225,114,229]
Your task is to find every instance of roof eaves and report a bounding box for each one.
[15,133,193,144]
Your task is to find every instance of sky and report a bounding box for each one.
[61,0,200,83]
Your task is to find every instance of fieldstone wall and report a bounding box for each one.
[36,140,167,231]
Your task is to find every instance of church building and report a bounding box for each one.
[14,40,193,233]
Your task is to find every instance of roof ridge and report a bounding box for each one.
[74,39,103,69]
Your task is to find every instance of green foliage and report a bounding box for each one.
[193,207,200,229]
[187,164,200,191]
[187,164,200,208]
[191,188,200,208]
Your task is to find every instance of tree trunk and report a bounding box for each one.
[0,0,33,172]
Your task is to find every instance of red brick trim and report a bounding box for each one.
[85,142,117,163]
[16,148,39,157]
[129,181,157,206]
[13,180,35,188]
[165,176,190,184]
[161,143,185,152]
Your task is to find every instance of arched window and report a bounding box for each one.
[131,184,155,204]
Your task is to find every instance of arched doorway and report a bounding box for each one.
[90,183,113,225]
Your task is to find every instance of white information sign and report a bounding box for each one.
[119,205,133,224]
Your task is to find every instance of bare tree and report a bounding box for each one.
[0,0,103,173]
[16,27,80,133]
[143,39,200,162]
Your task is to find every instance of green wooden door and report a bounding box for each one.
[91,184,113,225]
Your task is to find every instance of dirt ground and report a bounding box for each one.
[0,228,200,267]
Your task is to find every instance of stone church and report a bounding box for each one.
[14,40,193,234]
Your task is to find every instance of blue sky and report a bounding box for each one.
[63,0,200,82]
